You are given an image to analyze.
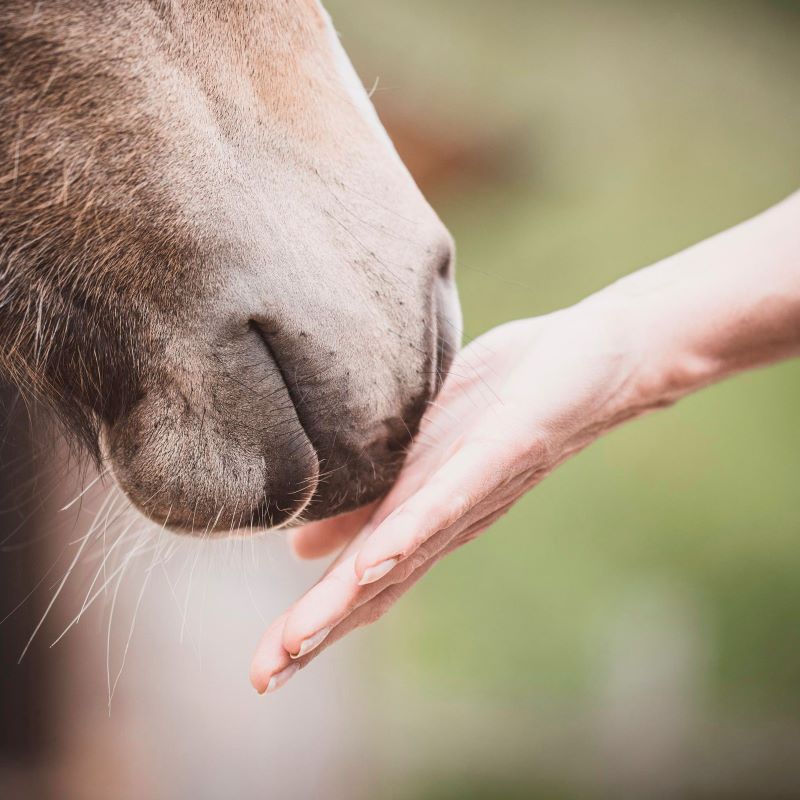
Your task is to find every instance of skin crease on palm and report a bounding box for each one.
[250,190,800,695]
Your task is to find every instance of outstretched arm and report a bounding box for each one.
[250,191,800,694]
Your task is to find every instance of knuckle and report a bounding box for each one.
[443,492,473,526]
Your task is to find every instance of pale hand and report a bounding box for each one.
[249,298,654,694]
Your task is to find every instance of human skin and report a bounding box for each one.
[250,190,800,694]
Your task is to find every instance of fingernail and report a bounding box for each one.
[265,663,299,694]
[358,557,399,586]
[291,626,331,659]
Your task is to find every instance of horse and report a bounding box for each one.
[0,0,461,533]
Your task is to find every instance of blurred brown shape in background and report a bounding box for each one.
[0,383,56,797]
[374,95,519,197]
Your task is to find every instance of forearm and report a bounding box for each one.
[595,192,800,411]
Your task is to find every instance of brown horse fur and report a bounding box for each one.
[0,1,461,533]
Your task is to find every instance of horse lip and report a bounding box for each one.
[249,319,323,517]
[249,476,318,530]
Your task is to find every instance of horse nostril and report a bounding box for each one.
[437,248,454,281]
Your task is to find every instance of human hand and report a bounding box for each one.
[249,298,656,693]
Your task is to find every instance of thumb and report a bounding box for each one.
[289,502,378,559]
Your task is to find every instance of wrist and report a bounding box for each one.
[577,260,731,423]
[573,285,691,422]
[587,191,800,414]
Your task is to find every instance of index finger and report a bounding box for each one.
[354,431,524,584]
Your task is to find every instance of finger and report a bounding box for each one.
[285,537,463,673]
[289,502,377,560]
[354,434,519,583]
[252,461,529,692]
[281,505,462,659]
[283,437,545,665]
[281,505,512,676]
[350,423,469,539]
[252,424,534,689]
[249,524,370,693]
[279,552,363,657]
[280,494,513,661]
[249,611,293,695]
[258,504,513,690]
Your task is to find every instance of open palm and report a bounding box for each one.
[250,302,644,693]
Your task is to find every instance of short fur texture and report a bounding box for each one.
[0,0,460,532]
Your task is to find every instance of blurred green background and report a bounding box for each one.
[2,3,799,800]
[326,0,800,797]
